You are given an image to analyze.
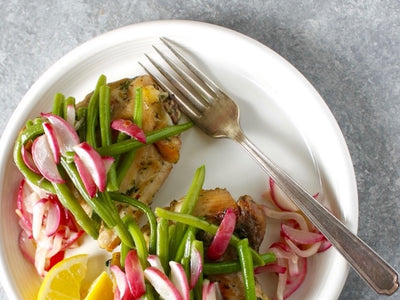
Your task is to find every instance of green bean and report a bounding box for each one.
[52,182,98,239]
[170,166,205,253]
[109,192,157,255]
[237,238,256,300]
[96,122,193,156]
[99,192,134,248]
[120,241,130,269]
[52,93,65,116]
[86,75,107,147]
[156,218,169,272]
[174,226,197,262]
[76,107,87,141]
[116,87,144,186]
[155,208,265,267]
[13,125,54,193]
[123,215,148,268]
[203,252,276,275]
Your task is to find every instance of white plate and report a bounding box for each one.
[0,20,358,299]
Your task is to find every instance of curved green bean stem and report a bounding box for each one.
[237,238,256,300]
[123,215,148,268]
[109,192,157,255]
[96,122,193,157]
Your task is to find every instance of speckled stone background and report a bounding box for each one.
[1,1,399,299]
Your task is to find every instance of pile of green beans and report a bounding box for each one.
[13,74,276,299]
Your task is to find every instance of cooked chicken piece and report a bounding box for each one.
[78,75,182,250]
[170,189,269,299]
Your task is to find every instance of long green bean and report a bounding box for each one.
[86,75,107,147]
[156,218,169,272]
[169,165,205,255]
[203,252,276,275]
[52,182,98,239]
[52,93,65,116]
[96,122,193,156]
[123,215,148,268]
[13,124,54,193]
[155,207,265,267]
[237,238,256,300]
[109,192,157,255]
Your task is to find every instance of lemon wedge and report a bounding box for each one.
[37,254,88,300]
[84,271,114,300]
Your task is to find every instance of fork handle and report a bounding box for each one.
[235,131,399,295]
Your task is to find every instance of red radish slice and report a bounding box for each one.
[170,261,190,300]
[111,265,132,300]
[125,250,146,299]
[74,154,97,197]
[111,119,146,143]
[269,178,298,211]
[41,113,80,155]
[202,279,222,300]
[32,135,65,183]
[65,104,76,127]
[147,254,165,272]
[284,237,322,258]
[190,247,203,289]
[144,267,183,300]
[21,146,40,174]
[102,156,115,174]
[32,198,61,239]
[254,263,287,275]
[281,224,325,245]
[283,256,307,299]
[18,230,35,264]
[261,206,309,231]
[318,238,332,252]
[73,142,107,192]
[42,122,60,164]
[207,208,236,260]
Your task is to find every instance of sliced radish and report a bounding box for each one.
[31,135,65,183]
[111,265,132,300]
[41,113,80,155]
[190,246,203,289]
[269,178,298,211]
[283,256,307,299]
[144,267,182,300]
[74,154,97,197]
[147,254,165,273]
[73,142,107,192]
[18,230,35,264]
[318,238,332,253]
[262,206,309,231]
[170,261,190,300]
[102,156,115,174]
[281,224,325,245]
[65,104,76,127]
[207,208,236,260]
[125,249,146,299]
[21,146,40,174]
[202,279,222,300]
[254,263,287,275]
[32,198,61,239]
[42,122,60,164]
[284,237,322,258]
[111,119,146,143]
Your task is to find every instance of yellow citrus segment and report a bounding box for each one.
[84,271,114,300]
[37,254,88,300]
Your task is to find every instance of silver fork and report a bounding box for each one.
[140,37,399,296]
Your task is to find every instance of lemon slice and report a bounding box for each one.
[84,271,114,300]
[37,254,88,300]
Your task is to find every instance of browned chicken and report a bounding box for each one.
[171,189,270,300]
[78,75,182,251]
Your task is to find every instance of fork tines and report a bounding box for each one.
[139,38,219,118]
